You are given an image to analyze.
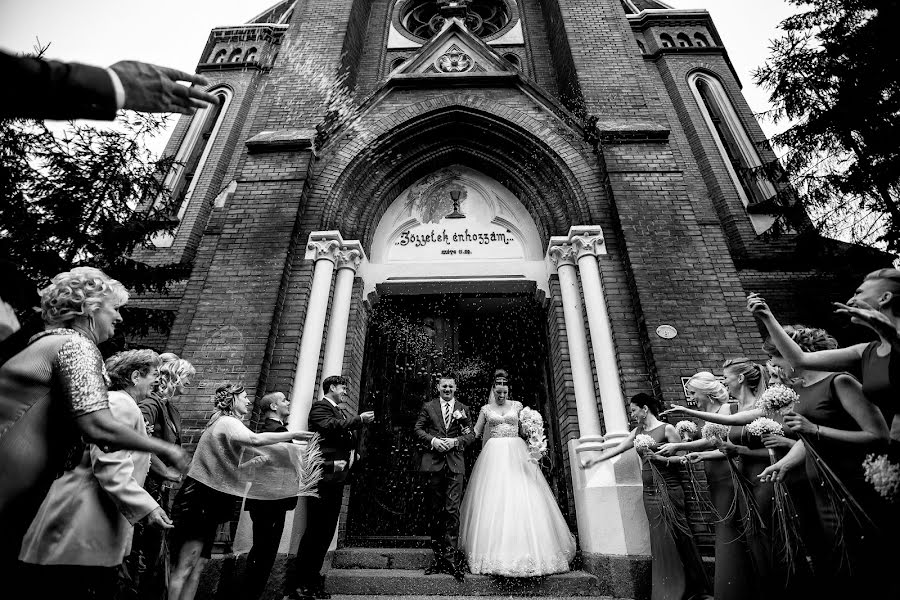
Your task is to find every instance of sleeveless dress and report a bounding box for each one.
[701,406,757,599]
[459,401,575,576]
[860,341,899,441]
[794,373,890,597]
[639,423,710,600]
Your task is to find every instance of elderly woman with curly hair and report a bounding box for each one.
[168,383,312,600]
[121,353,196,600]
[0,267,188,575]
[18,349,172,599]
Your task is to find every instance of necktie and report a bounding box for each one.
[443,401,451,430]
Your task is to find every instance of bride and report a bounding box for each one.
[459,370,576,577]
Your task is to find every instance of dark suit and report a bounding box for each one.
[242,418,298,600]
[1,50,117,120]
[413,398,475,566]
[287,399,362,594]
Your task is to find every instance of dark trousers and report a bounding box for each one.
[244,504,289,600]
[287,482,344,592]
[20,563,117,599]
[427,467,464,566]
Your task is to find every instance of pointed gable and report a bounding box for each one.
[391,17,517,77]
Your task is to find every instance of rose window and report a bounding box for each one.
[400,0,511,40]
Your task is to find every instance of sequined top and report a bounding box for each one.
[477,401,523,444]
[0,328,111,556]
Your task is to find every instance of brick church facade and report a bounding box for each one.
[137,0,885,595]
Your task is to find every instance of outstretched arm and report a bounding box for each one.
[473,406,486,438]
[662,406,762,425]
[748,293,865,371]
[581,428,637,467]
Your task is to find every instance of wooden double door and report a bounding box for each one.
[345,292,569,546]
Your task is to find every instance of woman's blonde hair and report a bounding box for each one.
[39,267,128,327]
[722,357,767,398]
[763,324,838,356]
[153,352,196,400]
[685,371,729,405]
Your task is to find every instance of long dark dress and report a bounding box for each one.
[702,407,758,600]
[726,424,782,598]
[794,373,890,597]
[639,424,710,600]
[860,341,900,442]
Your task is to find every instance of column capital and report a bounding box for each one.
[568,225,607,258]
[546,237,577,270]
[335,240,366,272]
[304,231,345,264]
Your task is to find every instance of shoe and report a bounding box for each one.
[313,575,331,599]
[451,567,466,582]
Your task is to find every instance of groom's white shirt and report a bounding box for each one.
[432,397,457,450]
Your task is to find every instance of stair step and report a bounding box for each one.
[325,568,602,597]
[326,596,626,600]
[333,547,433,569]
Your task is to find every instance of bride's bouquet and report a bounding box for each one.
[519,407,548,463]
[756,384,799,415]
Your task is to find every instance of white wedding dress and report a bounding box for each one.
[459,401,576,576]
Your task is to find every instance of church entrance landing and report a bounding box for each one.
[345,288,569,547]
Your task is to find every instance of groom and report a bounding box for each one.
[414,376,475,581]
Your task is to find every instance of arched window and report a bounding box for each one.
[153,87,232,248]
[503,53,520,69]
[677,33,692,47]
[229,48,243,62]
[694,33,709,47]
[636,40,646,54]
[212,49,227,64]
[660,34,675,48]
[244,47,258,62]
[688,72,777,231]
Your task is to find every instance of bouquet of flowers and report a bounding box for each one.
[633,433,657,455]
[519,407,548,463]
[746,417,784,463]
[675,420,697,442]
[863,454,900,502]
[756,384,799,415]
[701,422,729,443]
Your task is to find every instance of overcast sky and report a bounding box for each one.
[1,0,798,149]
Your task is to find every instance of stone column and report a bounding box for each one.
[546,233,648,559]
[547,240,603,441]
[288,231,342,432]
[570,226,629,444]
[321,243,365,379]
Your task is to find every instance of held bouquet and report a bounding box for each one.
[863,454,900,503]
[519,407,548,463]
[633,433,657,454]
[675,420,697,442]
[746,417,784,463]
[756,384,799,415]
[701,422,729,443]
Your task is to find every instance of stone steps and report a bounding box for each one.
[325,568,603,597]
[327,548,605,597]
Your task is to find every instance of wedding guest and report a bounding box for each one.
[0,267,187,576]
[661,373,752,600]
[584,393,711,600]
[121,353,195,600]
[243,392,297,600]
[168,384,311,600]
[1,49,219,120]
[287,376,374,600]
[749,272,900,440]
[17,349,171,600]
[758,325,889,597]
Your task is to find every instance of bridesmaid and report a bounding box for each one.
[758,324,890,597]
[661,372,755,600]
[748,269,900,441]
[665,361,778,599]
[584,393,711,600]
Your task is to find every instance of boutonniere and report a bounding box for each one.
[452,409,472,435]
